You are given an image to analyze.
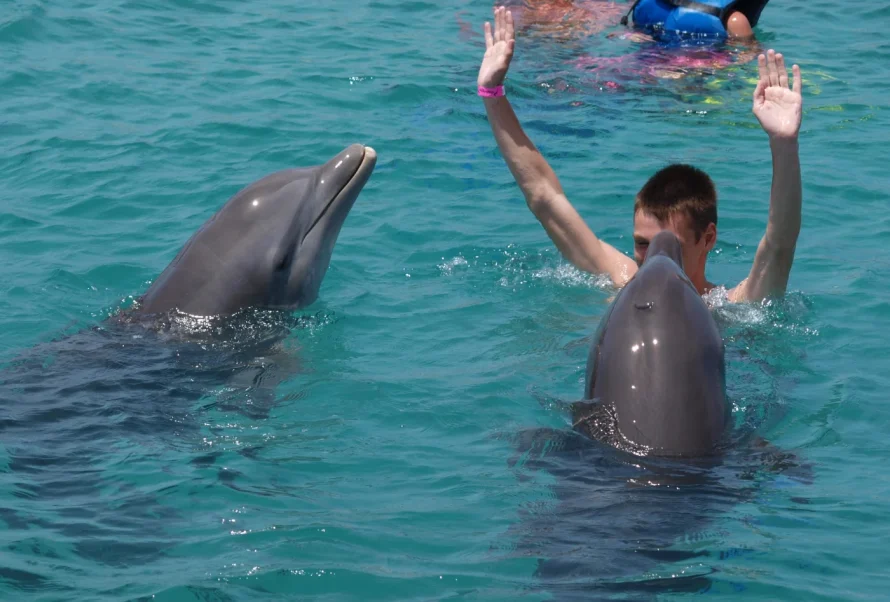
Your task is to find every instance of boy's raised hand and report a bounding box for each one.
[478,7,515,89]
[753,49,803,141]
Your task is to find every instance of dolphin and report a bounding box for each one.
[134,143,377,317]
[573,230,728,457]
[501,231,810,598]
[0,144,378,578]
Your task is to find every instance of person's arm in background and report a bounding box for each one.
[726,11,754,38]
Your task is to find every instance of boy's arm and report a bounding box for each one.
[482,95,636,285]
[478,8,636,287]
[730,50,803,303]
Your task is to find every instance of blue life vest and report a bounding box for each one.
[621,0,769,38]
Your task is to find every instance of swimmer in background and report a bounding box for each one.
[494,0,768,41]
[476,7,803,303]
[621,0,770,41]
[479,1,770,83]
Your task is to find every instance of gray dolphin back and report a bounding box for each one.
[577,231,728,457]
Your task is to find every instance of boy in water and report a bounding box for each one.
[477,7,802,303]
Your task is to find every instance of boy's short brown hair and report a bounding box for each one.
[634,164,718,242]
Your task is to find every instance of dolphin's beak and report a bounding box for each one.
[279,143,377,306]
[352,145,377,189]
[303,144,377,238]
[326,144,376,211]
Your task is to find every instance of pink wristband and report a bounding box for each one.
[478,85,505,98]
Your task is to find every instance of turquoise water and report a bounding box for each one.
[1,0,889,599]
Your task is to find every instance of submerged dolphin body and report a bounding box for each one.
[506,423,811,600]
[136,143,377,317]
[574,230,728,456]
